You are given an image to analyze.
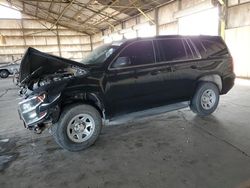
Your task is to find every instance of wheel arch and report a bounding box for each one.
[197,74,222,92]
[61,92,105,119]
[0,69,10,74]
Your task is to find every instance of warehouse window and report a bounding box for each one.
[0,5,21,19]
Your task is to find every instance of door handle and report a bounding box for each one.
[170,66,176,72]
[150,70,161,75]
[190,65,197,69]
[162,67,174,72]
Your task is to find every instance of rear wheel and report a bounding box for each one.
[0,70,9,78]
[52,104,102,151]
[190,82,219,116]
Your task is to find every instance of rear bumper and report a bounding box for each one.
[221,73,236,94]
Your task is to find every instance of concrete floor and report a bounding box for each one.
[0,77,250,188]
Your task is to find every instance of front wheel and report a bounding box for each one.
[190,82,220,116]
[52,104,102,151]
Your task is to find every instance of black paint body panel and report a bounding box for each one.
[19,35,235,120]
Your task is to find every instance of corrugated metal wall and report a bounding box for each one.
[0,14,91,63]
[225,0,250,78]
[1,0,250,78]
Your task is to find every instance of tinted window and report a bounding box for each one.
[81,44,119,65]
[155,39,188,62]
[191,38,226,57]
[191,39,206,57]
[201,40,225,55]
[185,39,200,59]
[115,40,155,67]
[183,40,194,59]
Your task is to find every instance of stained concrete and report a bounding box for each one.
[0,77,250,188]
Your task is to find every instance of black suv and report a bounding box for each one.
[18,35,235,151]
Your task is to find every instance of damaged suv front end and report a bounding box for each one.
[18,92,49,129]
[18,47,88,133]
[18,90,62,133]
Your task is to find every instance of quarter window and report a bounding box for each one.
[114,40,155,67]
[183,40,195,59]
[154,39,189,62]
[191,38,206,56]
[201,40,225,55]
[191,38,226,57]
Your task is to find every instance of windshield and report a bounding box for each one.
[80,44,119,65]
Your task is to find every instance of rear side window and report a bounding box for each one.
[202,40,225,55]
[191,38,226,57]
[118,40,155,66]
[154,39,189,62]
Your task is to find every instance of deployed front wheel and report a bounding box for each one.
[52,104,102,151]
[190,82,219,116]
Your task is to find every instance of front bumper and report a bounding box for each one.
[18,93,60,128]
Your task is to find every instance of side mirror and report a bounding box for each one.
[112,57,131,68]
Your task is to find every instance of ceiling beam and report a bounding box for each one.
[45,0,54,21]
[17,0,102,33]
[79,0,120,25]
[50,0,74,29]
[73,1,120,22]
[0,2,92,35]
[72,0,95,19]
[93,0,159,27]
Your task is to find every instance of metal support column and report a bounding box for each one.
[90,35,93,51]
[155,7,159,36]
[56,25,62,57]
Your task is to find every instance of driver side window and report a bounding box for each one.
[112,40,155,68]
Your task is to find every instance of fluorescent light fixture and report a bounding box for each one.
[0,5,21,19]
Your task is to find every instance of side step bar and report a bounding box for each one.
[105,101,190,126]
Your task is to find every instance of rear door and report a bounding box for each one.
[153,38,200,102]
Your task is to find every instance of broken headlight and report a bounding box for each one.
[18,93,47,126]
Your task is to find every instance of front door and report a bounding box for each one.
[104,40,165,117]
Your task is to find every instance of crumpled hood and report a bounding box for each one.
[19,47,87,84]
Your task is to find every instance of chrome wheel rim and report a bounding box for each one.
[67,114,95,143]
[201,89,216,110]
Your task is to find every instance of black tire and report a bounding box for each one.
[52,104,102,151]
[0,70,9,78]
[190,82,220,116]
